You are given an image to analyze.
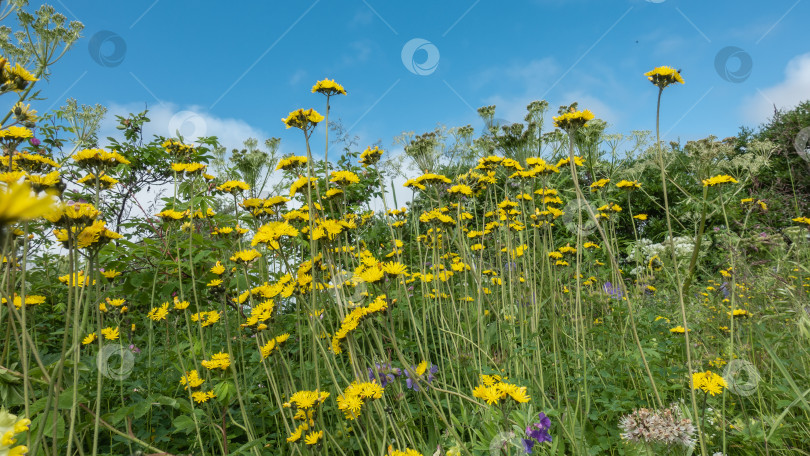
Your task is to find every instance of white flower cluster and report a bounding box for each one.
[619,405,696,448]
[628,236,703,276]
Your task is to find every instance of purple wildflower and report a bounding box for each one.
[603,282,623,300]
[30,137,41,146]
[523,412,552,453]
[522,439,534,454]
[719,282,730,298]
[368,362,402,387]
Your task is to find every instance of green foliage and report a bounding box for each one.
[2,4,810,453]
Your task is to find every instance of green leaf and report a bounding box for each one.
[172,415,197,434]
[230,437,265,455]
[152,395,180,409]
[58,389,88,409]
[31,413,65,439]
[213,380,235,405]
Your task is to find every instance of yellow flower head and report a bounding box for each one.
[329,170,360,186]
[616,180,641,190]
[0,182,54,225]
[101,269,121,279]
[645,66,684,88]
[0,408,32,456]
[71,148,131,168]
[276,155,308,171]
[359,146,383,167]
[12,102,37,123]
[702,174,738,187]
[0,126,33,141]
[447,184,473,197]
[282,108,324,131]
[3,61,38,92]
[230,249,261,263]
[82,333,97,345]
[552,109,594,131]
[304,429,324,445]
[390,449,424,456]
[289,176,318,197]
[180,370,205,389]
[14,152,60,173]
[692,370,727,396]
[147,302,170,321]
[58,271,95,287]
[216,180,250,194]
[191,390,216,403]
[162,139,196,156]
[251,221,299,248]
[170,162,207,175]
[312,78,346,96]
[201,351,230,370]
[729,309,752,318]
[101,327,119,340]
[77,173,118,190]
[210,261,226,275]
[589,178,610,191]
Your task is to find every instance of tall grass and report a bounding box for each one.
[2,74,810,456]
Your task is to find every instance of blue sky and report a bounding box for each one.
[34,0,810,158]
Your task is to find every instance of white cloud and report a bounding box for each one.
[743,52,810,124]
[349,8,373,28]
[558,90,618,125]
[289,69,308,86]
[472,57,559,92]
[478,57,616,128]
[332,40,373,71]
[476,58,559,124]
[100,102,269,152]
[367,147,414,212]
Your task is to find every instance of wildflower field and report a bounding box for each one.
[2,3,810,456]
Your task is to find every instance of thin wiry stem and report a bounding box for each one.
[655,86,707,456]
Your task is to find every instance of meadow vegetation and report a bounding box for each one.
[2,3,810,456]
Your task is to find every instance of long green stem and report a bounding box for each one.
[654,86,707,456]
